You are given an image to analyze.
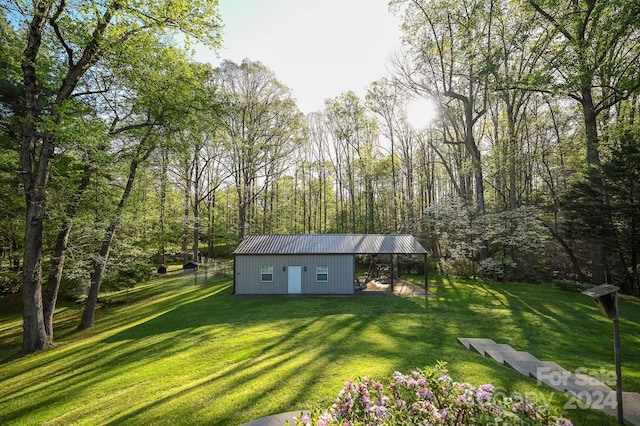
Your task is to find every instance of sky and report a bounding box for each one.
[195,0,405,115]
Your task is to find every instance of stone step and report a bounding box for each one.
[531,361,572,392]
[502,350,541,376]
[563,373,614,394]
[460,338,516,360]
[485,347,521,364]
[457,337,496,351]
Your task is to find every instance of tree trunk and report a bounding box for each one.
[581,88,607,285]
[390,126,399,233]
[78,150,149,330]
[159,144,168,265]
[19,3,56,355]
[366,177,374,233]
[43,164,93,337]
[506,100,518,210]
[182,170,191,262]
[465,112,485,215]
[541,220,587,282]
[192,152,201,262]
[207,191,216,258]
[21,202,53,353]
[237,186,248,242]
[18,2,118,340]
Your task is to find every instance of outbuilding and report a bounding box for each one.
[233,234,427,295]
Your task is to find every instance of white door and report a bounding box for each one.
[288,266,302,294]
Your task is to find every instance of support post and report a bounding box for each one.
[614,317,623,424]
[424,253,428,295]
[581,284,623,424]
[390,254,394,293]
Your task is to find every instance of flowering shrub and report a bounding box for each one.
[290,362,572,425]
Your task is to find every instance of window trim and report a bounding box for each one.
[261,265,273,282]
[316,265,328,282]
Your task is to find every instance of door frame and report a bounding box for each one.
[287,265,302,294]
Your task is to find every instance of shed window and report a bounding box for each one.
[316,265,328,282]
[261,265,273,282]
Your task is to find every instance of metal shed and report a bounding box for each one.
[233,234,427,295]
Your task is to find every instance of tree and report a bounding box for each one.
[487,1,549,210]
[10,0,221,354]
[366,79,402,232]
[325,92,379,233]
[306,112,333,233]
[78,51,214,330]
[601,129,640,295]
[392,0,495,216]
[216,60,304,241]
[527,0,640,283]
[564,127,640,295]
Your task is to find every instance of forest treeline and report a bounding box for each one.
[1,0,639,354]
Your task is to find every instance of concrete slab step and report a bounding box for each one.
[457,337,496,351]
[563,373,615,394]
[531,361,571,392]
[502,350,539,363]
[485,347,520,364]
[240,411,308,426]
[466,339,515,358]
[620,392,640,426]
[505,359,544,377]
[502,350,541,375]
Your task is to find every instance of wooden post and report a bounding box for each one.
[390,254,394,293]
[424,253,428,295]
[614,317,623,424]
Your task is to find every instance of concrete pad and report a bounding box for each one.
[621,392,640,426]
[564,390,640,425]
[240,411,308,426]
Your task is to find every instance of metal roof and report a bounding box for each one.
[234,234,427,255]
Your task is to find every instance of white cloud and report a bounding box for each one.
[195,0,403,114]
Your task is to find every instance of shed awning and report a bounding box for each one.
[234,234,427,255]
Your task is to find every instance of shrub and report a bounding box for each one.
[479,257,517,282]
[0,269,21,295]
[291,363,572,426]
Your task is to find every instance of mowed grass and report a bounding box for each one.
[1,273,639,425]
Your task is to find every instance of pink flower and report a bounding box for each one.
[299,414,311,425]
[418,387,434,400]
[440,408,449,420]
[476,384,494,403]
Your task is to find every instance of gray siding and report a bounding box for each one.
[234,254,354,295]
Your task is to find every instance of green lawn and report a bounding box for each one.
[1,273,639,425]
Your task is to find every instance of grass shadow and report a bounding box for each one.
[1,274,637,425]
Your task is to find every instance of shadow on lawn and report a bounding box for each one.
[101,279,628,411]
[93,283,450,424]
[90,280,531,424]
[1,276,631,425]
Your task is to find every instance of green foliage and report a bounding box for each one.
[0,268,21,295]
[563,126,640,293]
